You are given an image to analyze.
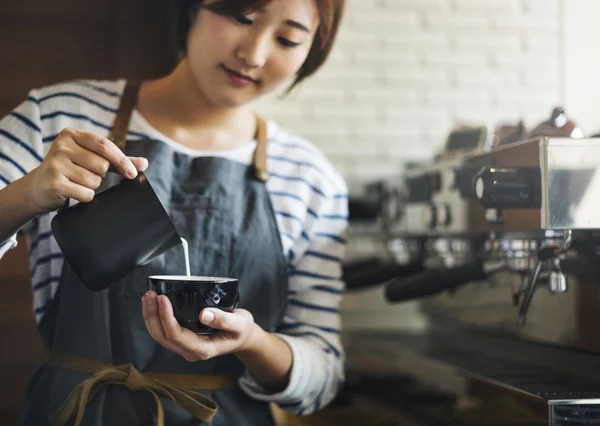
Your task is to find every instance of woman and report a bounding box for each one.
[0,0,348,424]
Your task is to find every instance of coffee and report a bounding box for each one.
[147,275,239,334]
[180,237,191,277]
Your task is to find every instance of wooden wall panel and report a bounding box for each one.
[4,0,115,19]
[0,0,177,113]
[0,0,177,422]
[0,237,38,416]
[0,22,119,107]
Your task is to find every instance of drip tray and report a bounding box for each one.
[334,374,546,426]
[345,328,600,401]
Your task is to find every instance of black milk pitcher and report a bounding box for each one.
[51,172,181,291]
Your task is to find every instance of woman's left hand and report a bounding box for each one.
[141,290,259,362]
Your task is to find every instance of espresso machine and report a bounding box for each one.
[339,113,600,426]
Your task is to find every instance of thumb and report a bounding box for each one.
[200,309,240,333]
[129,156,149,172]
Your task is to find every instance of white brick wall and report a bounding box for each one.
[252,0,562,189]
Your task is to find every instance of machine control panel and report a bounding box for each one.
[474,167,541,209]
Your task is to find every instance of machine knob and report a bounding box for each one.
[473,167,541,209]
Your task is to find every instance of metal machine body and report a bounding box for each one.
[341,134,600,425]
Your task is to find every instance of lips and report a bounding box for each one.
[221,65,258,85]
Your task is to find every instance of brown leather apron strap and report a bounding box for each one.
[45,352,238,426]
[109,82,140,149]
[252,117,269,182]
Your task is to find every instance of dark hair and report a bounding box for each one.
[174,0,345,91]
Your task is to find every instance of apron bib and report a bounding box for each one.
[21,83,288,426]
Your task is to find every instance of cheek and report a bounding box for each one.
[268,49,311,82]
[188,15,238,57]
[204,17,238,45]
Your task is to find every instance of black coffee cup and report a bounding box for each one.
[147,275,240,334]
[51,173,182,292]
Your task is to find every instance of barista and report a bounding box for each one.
[0,0,348,424]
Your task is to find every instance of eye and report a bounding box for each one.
[233,15,253,25]
[278,37,300,48]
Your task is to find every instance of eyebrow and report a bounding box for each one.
[284,20,311,33]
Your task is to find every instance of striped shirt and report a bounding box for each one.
[0,79,348,415]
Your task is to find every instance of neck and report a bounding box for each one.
[137,59,256,150]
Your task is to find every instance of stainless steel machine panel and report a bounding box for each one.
[542,138,600,229]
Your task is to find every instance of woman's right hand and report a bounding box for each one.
[27,128,148,213]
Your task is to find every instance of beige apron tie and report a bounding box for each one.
[46,352,239,426]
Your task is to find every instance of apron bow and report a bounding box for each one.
[46,352,238,426]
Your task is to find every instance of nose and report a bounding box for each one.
[235,31,270,68]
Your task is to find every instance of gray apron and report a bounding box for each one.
[21,83,289,426]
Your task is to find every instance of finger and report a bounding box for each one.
[68,143,111,177]
[129,157,148,172]
[142,291,166,341]
[108,156,148,175]
[157,295,196,342]
[59,175,96,203]
[198,308,255,356]
[200,308,245,334]
[63,162,103,190]
[157,296,212,359]
[142,292,195,358]
[67,129,138,179]
[68,135,147,177]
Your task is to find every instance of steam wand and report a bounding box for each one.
[516,229,572,328]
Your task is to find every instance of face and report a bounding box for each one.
[183,0,319,107]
